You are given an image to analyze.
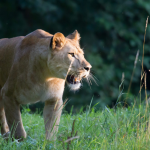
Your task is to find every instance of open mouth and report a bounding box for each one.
[66,75,81,84]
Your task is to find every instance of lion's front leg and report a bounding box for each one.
[3,96,26,140]
[43,98,63,140]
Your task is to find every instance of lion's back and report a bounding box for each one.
[0,36,24,86]
[0,29,52,87]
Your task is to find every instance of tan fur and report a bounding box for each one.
[0,29,91,140]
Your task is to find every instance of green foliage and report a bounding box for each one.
[1,104,150,149]
[0,1,150,110]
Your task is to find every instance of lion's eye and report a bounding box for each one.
[69,53,75,57]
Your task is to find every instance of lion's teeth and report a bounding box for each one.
[74,77,81,82]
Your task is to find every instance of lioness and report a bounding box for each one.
[0,29,91,140]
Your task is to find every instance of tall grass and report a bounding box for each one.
[1,104,150,150]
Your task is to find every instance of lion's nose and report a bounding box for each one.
[83,61,92,71]
[84,67,90,71]
[84,64,92,71]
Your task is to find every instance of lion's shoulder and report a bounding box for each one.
[20,29,53,49]
[0,29,52,49]
[26,29,53,38]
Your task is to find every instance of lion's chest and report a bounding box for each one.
[16,83,52,104]
[15,80,64,104]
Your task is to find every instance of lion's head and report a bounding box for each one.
[48,30,92,90]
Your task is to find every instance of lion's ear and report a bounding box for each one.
[66,30,80,41]
[51,32,66,50]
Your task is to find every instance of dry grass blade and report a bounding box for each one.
[71,119,76,137]
[65,136,79,143]
[54,99,59,110]
[139,82,144,93]
[66,119,78,150]
[140,16,149,103]
[121,72,125,83]
[145,73,148,105]
[141,72,145,81]
[127,50,139,94]
[142,16,149,72]
[63,98,69,108]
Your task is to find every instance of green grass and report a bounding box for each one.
[1,104,150,150]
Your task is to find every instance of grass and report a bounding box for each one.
[1,103,150,150]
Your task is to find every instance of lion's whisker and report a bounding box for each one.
[89,74,99,86]
[80,78,83,85]
[87,76,92,86]
[89,77,92,86]
[90,73,99,81]
[90,73,99,82]
[86,77,92,89]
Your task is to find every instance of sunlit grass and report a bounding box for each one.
[1,104,150,150]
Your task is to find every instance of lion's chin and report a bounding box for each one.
[67,82,81,91]
[66,75,81,91]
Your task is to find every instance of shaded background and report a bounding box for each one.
[0,0,150,112]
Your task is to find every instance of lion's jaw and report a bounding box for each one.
[66,66,91,91]
[66,74,82,91]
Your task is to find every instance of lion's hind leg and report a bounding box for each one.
[0,93,9,135]
[3,96,26,140]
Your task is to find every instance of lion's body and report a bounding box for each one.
[0,29,91,140]
[0,31,63,104]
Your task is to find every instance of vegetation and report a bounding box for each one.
[1,104,150,150]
